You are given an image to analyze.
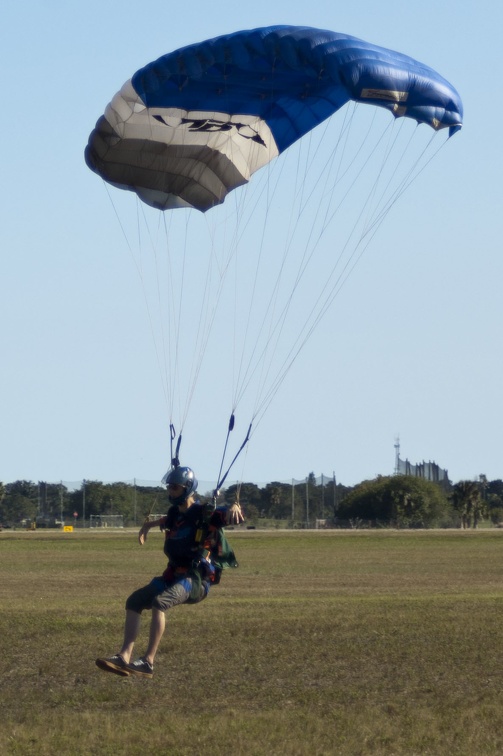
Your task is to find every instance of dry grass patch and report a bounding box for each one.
[1,529,502,754]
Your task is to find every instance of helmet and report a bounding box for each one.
[163,466,198,504]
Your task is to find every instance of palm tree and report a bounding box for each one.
[451,481,486,528]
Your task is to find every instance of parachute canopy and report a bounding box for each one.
[85,25,463,212]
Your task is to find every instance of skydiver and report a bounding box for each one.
[96,466,244,679]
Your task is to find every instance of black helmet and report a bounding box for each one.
[163,466,198,503]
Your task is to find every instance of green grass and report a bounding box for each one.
[1,530,502,755]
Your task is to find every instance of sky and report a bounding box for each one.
[1,0,502,490]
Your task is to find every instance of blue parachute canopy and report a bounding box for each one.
[85,26,462,212]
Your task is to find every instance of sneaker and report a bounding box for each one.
[125,657,154,678]
[95,654,130,677]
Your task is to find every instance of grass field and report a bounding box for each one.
[1,529,502,755]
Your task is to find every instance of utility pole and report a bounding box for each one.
[321,473,325,519]
[305,477,309,528]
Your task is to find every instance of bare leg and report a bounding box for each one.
[119,609,141,663]
[143,607,166,666]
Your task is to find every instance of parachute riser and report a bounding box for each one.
[213,414,252,501]
[169,423,182,469]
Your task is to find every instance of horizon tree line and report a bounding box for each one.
[1,474,502,530]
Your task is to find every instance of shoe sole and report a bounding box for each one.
[125,667,153,679]
[95,658,130,677]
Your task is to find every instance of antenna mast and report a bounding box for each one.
[394,436,400,475]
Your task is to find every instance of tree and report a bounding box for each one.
[0,482,5,524]
[134,484,170,523]
[338,475,451,528]
[36,482,69,520]
[487,479,503,499]
[486,494,503,526]
[305,472,323,523]
[451,481,487,529]
[66,481,169,526]
[486,480,503,525]
[0,481,39,524]
[262,482,292,519]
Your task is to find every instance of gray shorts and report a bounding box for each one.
[126,575,210,614]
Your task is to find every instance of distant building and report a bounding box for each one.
[394,438,450,486]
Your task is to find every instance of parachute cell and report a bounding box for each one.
[85,25,463,212]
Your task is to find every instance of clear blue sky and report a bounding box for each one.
[1,0,502,489]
